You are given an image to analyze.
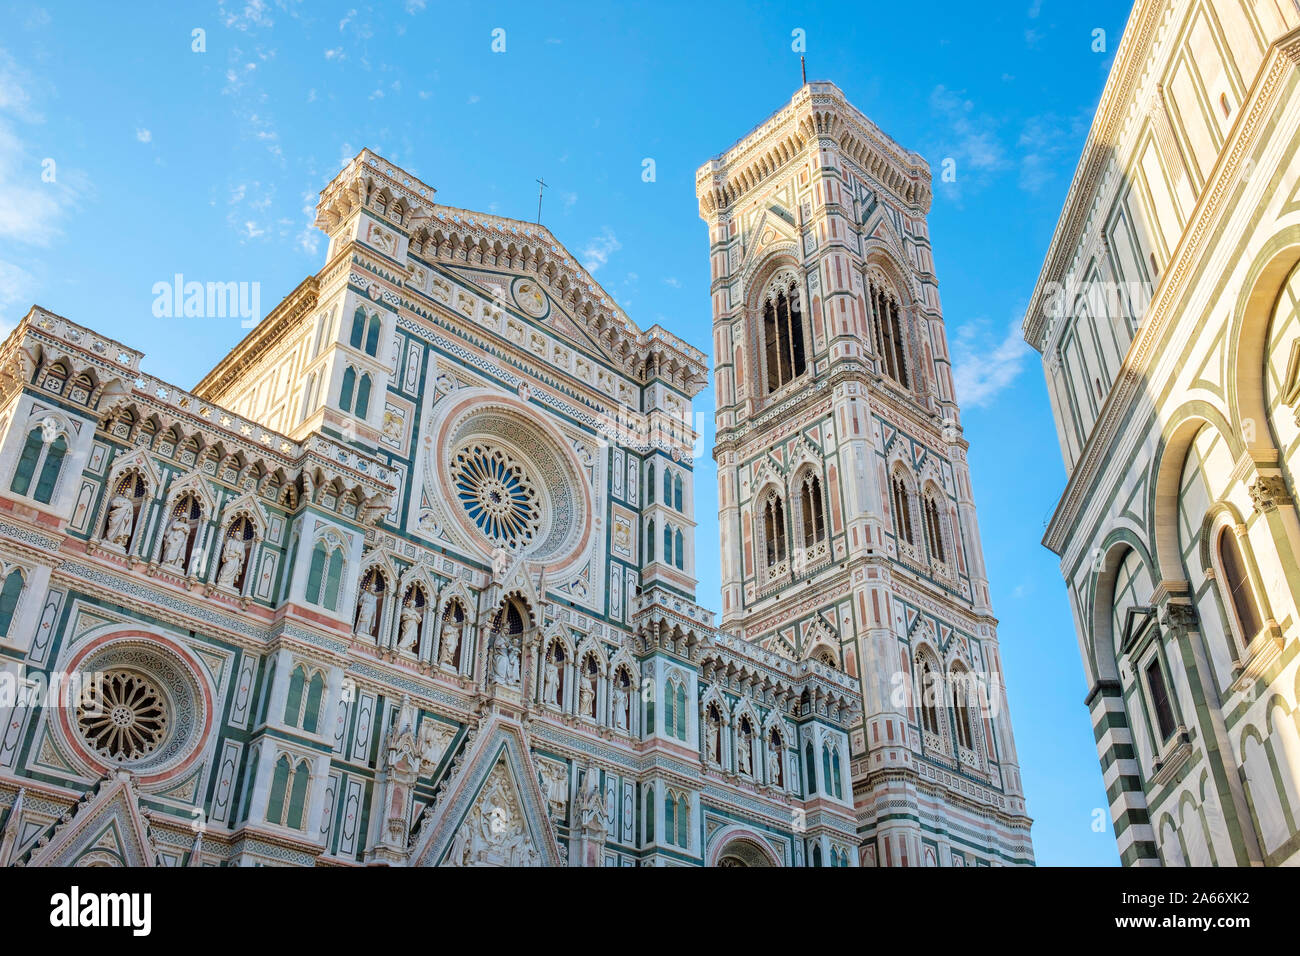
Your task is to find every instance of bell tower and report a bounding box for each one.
[697,82,1033,866]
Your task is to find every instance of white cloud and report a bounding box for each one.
[324,47,345,61]
[581,228,621,273]
[662,277,681,288]
[405,0,427,12]
[135,127,152,143]
[951,317,1030,408]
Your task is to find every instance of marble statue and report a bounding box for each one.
[105,494,135,547]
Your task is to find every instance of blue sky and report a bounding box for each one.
[0,0,1137,865]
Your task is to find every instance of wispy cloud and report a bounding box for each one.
[1017,111,1090,194]
[929,85,1009,201]
[135,127,152,143]
[581,228,621,273]
[951,316,1030,408]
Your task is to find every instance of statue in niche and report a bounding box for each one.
[491,633,515,685]
[543,649,561,706]
[767,738,783,787]
[398,605,421,652]
[439,622,460,668]
[161,515,191,568]
[538,762,568,819]
[736,729,752,775]
[216,536,245,589]
[613,678,630,732]
[355,587,379,637]
[105,494,135,547]
[578,668,596,718]
[708,711,722,764]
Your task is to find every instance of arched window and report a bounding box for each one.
[762,277,806,392]
[11,424,68,505]
[812,843,823,867]
[1144,657,1178,743]
[663,466,672,505]
[868,276,909,387]
[646,518,655,564]
[663,523,673,566]
[647,462,655,504]
[673,681,687,740]
[0,569,24,637]
[303,672,325,734]
[923,492,946,562]
[284,665,324,731]
[892,474,914,545]
[354,372,372,419]
[952,670,973,750]
[305,539,345,611]
[1217,527,1262,650]
[763,494,787,568]
[339,366,357,413]
[349,307,366,349]
[799,473,826,548]
[284,665,305,727]
[364,314,382,357]
[804,741,816,794]
[267,753,312,829]
[674,528,684,571]
[675,792,688,847]
[919,659,940,736]
[664,790,677,845]
[673,474,683,511]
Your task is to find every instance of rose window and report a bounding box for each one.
[450,443,541,548]
[76,670,170,763]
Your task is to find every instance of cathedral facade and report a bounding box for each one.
[1024,1,1300,865]
[0,84,1028,867]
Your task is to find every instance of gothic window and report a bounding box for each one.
[284,664,325,733]
[798,472,827,549]
[647,461,655,504]
[1144,657,1178,743]
[646,518,655,564]
[673,474,683,511]
[868,276,910,387]
[349,308,366,350]
[663,677,687,741]
[663,466,672,505]
[674,528,684,570]
[1217,527,1262,651]
[355,568,387,642]
[952,669,974,750]
[812,843,823,867]
[664,790,689,847]
[305,538,345,611]
[923,491,946,563]
[891,474,914,545]
[364,314,382,357]
[76,670,168,763]
[663,523,673,566]
[821,743,843,799]
[11,422,68,505]
[804,741,816,793]
[267,753,312,830]
[0,568,24,637]
[354,372,372,419]
[762,493,788,568]
[919,659,941,737]
[761,276,807,393]
[339,366,357,412]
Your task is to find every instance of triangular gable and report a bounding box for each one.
[20,772,157,867]
[408,716,561,867]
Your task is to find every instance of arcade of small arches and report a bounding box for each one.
[888,462,954,576]
[751,465,830,586]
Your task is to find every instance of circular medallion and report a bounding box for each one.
[512,278,548,318]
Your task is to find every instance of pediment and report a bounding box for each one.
[19,772,158,867]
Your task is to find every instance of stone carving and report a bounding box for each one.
[613,679,630,732]
[538,760,569,819]
[577,768,607,833]
[398,606,421,652]
[161,516,190,569]
[736,727,752,775]
[356,587,379,637]
[767,738,783,787]
[215,537,245,589]
[105,494,136,548]
[417,720,455,769]
[491,633,520,685]
[445,763,539,867]
[439,620,460,668]
[1249,475,1292,514]
[578,668,596,718]
[543,649,561,706]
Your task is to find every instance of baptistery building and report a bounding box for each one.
[1025,0,1300,865]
